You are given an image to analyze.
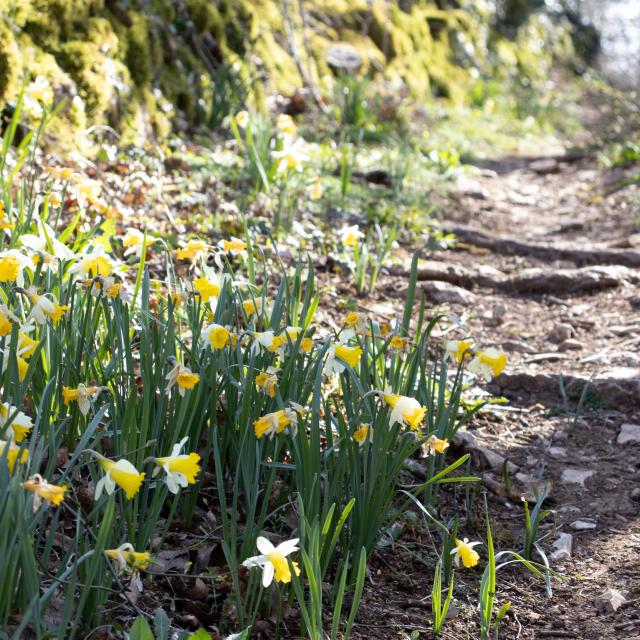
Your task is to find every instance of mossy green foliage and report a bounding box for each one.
[0,0,579,142]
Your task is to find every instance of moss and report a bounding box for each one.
[0,20,22,102]
[126,14,153,87]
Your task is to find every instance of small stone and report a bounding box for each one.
[595,588,627,614]
[617,423,640,445]
[529,158,559,174]
[561,468,594,487]
[550,532,573,560]
[548,323,574,343]
[570,519,596,531]
[326,44,362,72]
[548,446,567,459]
[422,281,475,305]
[557,338,584,351]
[501,339,538,354]
[445,601,459,620]
[630,488,640,501]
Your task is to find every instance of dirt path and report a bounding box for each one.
[348,156,640,639]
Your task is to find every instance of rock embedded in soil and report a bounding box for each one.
[617,423,640,445]
[570,519,597,531]
[550,532,573,560]
[548,323,575,343]
[594,588,627,614]
[560,468,594,487]
[421,280,476,305]
[557,338,584,351]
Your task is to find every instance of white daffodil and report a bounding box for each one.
[20,219,75,269]
[242,536,300,587]
[383,393,426,431]
[122,229,145,258]
[151,436,201,494]
[468,348,507,381]
[324,342,363,376]
[340,225,364,248]
[69,244,114,278]
[0,249,33,287]
[94,457,145,500]
[25,287,68,326]
[0,402,33,443]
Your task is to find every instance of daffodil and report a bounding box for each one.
[253,402,305,439]
[424,435,449,454]
[0,402,33,442]
[0,439,28,472]
[67,176,102,209]
[324,342,363,375]
[450,538,481,568]
[276,113,297,137]
[24,76,53,117]
[122,229,145,257]
[300,337,315,354]
[390,336,408,350]
[340,225,363,248]
[353,424,371,445]
[23,474,67,509]
[384,393,426,431]
[165,363,200,397]
[70,245,113,277]
[273,139,308,173]
[93,454,145,500]
[0,249,31,285]
[193,275,221,302]
[105,543,151,573]
[255,367,278,398]
[0,201,11,230]
[234,110,249,128]
[176,240,211,263]
[0,304,17,337]
[251,331,282,355]
[152,436,201,494]
[242,537,300,587]
[309,177,322,201]
[219,238,247,254]
[468,348,507,381]
[62,384,103,415]
[203,323,231,350]
[20,219,75,268]
[445,340,473,364]
[25,288,68,325]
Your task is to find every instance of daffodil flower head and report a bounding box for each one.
[176,240,212,263]
[62,384,103,415]
[353,424,371,445]
[242,536,300,587]
[340,225,363,248]
[104,543,151,573]
[255,367,279,398]
[424,435,449,455]
[193,275,221,302]
[0,438,29,472]
[324,341,363,376]
[93,453,145,500]
[165,362,200,397]
[219,238,247,254]
[468,348,507,381]
[445,339,474,364]
[384,393,426,431]
[202,323,231,350]
[122,229,145,257]
[152,436,201,494]
[23,474,67,509]
[450,538,481,568]
[0,402,33,443]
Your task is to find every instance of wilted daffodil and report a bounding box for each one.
[0,402,33,442]
[165,363,200,397]
[0,439,28,472]
[93,453,145,500]
[468,348,507,381]
[152,436,201,494]
[23,474,67,509]
[105,543,151,573]
[243,536,300,587]
[384,393,426,431]
[451,538,481,568]
[62,384,104,415]
[424,435,449,454]
[255,367,279,398]
[202,323,231,350]
[445,339,473,364]
[324,342,363,375]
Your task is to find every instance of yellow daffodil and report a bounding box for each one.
[0,439,28,472]
[255,367,278,398]
[176,240,211,263]
[324,343,363,375]
[165,363,200,397]
[0,402,33,443]
[468,348,507,381]
[193,276,221,302]
[253,402,304,439]
[105,543,151,573]
[152,436,201,494]
[343,312,361,327]
[122,229,144,257]
[384,393,426,431]
[0,250,30,285]
[243,536,300,587]
[94,454,145,500]
[353,424,371,445]
[451,538,481,568]
[424,435,449,454]
[300,337,315,353]
[203,323,231,350]
[71,246,113,277]
[390,336,408,350]
[23,474,67,508]
[445,340,473,364]
[220,238,247,254]
[25,288,68,326]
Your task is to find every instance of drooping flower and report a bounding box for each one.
[384,393,426,431]
[468,348,507,381]
[202,323,231,350]
[94,454,145,500]
[242,536,300,587]
[0,439,29,472]
[0,304,17,337]
[62,384,103,415]
[273,139,308,173]
[23,474,67,508]
[105,543,151,573]
[165,363,200,397]
[152,436,201,494]
[25,288,68,326]
[251,331,282,355]
[0,402,33,442]
[20,219,75,268]
[424,435,449,454]
[255,367,278,398]
[353,424,371,445]
[451,538,481,568]
[445,340,473,364]
[324,343,363,375]
[193,275,221,302]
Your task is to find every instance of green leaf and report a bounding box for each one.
[128,616,154,640]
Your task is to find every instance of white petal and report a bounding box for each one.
[242,554,267,568]
[256,536,274,555]
[276,538,299,557]
[262,561,275,587]
[113,459,139,474]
